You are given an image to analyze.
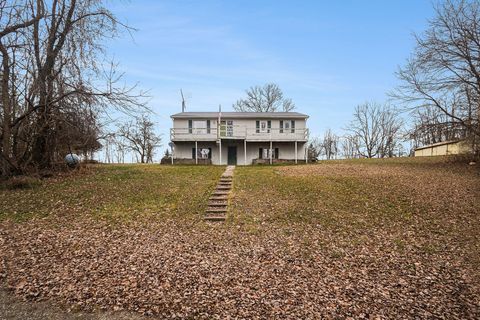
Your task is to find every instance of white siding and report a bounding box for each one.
[173,141,307,165]
[171,117,308,142]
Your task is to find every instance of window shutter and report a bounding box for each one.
[188,120,193,133]
[275,148,279,159]
[259,148,263,159]
[291,120,295,133]
[256,121,260,133]
[280,120,284,133]
[206,120,211,134]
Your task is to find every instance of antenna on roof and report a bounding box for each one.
[180,89,186,112]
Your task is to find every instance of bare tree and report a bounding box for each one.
[392,0,480,153]
[378,108,404,158]
[0,0,147,177]
[0,0,44,174]
[233,83,295,112]
[118,115,161,164]
[341,135,360,159]
[320,129,339,160]
[410,105,468,149]
[346,102,403,158]
[307,137,322,162]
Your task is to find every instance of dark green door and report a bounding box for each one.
[227,146,237,165]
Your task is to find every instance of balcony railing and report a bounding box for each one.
[170,125,309,141]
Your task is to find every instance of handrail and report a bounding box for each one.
[170,126,309,140]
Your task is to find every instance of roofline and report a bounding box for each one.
[171,112,309,119]
[414,139,465,151]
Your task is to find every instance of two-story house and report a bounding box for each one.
[169,111,309,165]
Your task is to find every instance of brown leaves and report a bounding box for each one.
[0,159,479,318]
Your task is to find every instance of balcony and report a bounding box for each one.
[170,125,309,142]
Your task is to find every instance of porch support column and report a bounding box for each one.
[219,139,222,165]
[244,139,247,165]
[195,141,198,165]
[270,140,273,165]
[295,140,298,164]
[305,142,308,163]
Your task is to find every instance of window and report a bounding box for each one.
[188,120,193,134]
[280,120,294,133]
[193,148,212,159]
[260,148,276,159]
[193,120,207,134]
[220,120,233,137]
[227,120,233,137]
[206,120,211,134]
[256,121,260,133]
[258,120,271,133]
[260,121,267,133]
[263,148,269,159]
[199,148,211,159]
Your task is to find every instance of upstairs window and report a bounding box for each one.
[257,120,271,133]
[193,120,207,134]
[280,120,295,133]
[221,120,233,137]
[188,120,193,134]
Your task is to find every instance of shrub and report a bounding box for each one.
[1,176,40,190]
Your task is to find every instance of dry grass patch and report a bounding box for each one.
[0,164,224,223]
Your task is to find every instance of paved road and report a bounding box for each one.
[0,289,148,320]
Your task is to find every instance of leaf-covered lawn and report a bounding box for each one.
[1,159,479,319]
[0,165,224,222]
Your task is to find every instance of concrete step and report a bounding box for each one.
[205,166,234,222]
[207,202,227,207]
[209,196,228,201]
[208,199,228,204]
[204,215,226,221]
[213,191,229,196]
[206,208,227,214]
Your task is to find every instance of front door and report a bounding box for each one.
[227,146,237,165]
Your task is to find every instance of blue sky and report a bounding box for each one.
[106,0,435,142]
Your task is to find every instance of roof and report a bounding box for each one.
[414,139,464,151]
[171,112,309,119]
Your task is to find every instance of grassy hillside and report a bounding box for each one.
[1,158,479,318]
[0,164,224,222]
